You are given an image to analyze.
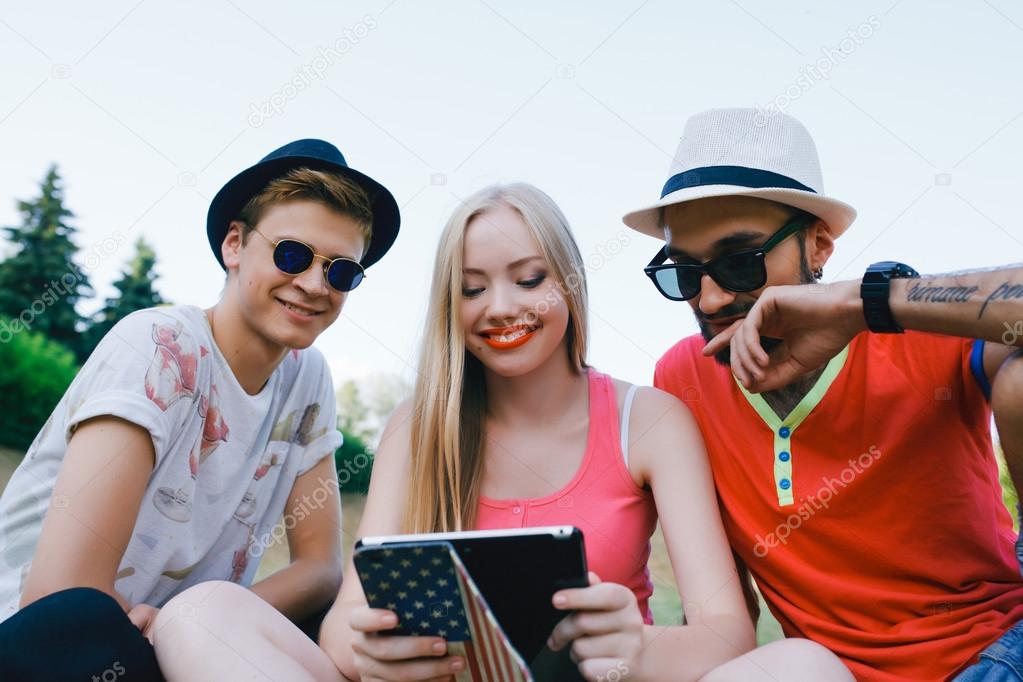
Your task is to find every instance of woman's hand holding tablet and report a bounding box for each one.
[353,526,588,680]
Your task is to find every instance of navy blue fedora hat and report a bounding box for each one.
[206,139,400,269]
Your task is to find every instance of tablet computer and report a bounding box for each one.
[355,526,587,663]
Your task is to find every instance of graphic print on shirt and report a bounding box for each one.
[145,321,201,411]
[161,559,201,581]
[154,383,230,523]
[269,402,327,446]
[229,401,323,527]
[233,444,284,521]
[200,383,229,458]
[230,526,256,583]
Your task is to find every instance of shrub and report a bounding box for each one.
[0,330,78,451]
[335,428,374,494]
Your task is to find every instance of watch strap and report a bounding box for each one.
[861,261,920,333]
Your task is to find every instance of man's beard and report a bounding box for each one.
[698,254,816,366]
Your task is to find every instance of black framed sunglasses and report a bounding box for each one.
[250,227,365,293]
[643,216,811,302]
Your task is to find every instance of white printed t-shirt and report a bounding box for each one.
[0,304,342,622]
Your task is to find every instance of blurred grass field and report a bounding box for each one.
[4,442,1019,647]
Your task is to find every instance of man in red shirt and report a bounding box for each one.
[624,108,1023,680]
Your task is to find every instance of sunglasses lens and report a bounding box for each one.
[676,268,703,300]
[652,267,701,301]
[710,251,766,292]
[273,240,314,275]
[327,260,365,292]
[650,269,680,299]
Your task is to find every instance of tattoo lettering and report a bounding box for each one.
[906,282,979,304]
[979,282,1023,319]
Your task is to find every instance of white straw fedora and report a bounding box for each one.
[623,108,856,239]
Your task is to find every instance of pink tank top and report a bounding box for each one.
[476,369,658,623]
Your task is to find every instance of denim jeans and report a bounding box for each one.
[954,505,1023,681]
[954,618,1023,681]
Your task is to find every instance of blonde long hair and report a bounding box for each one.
[403,183,589,533]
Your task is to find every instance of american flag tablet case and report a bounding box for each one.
[355,541,533,681]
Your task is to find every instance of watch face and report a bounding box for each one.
[867,262,918,281]
[895,264,920,278]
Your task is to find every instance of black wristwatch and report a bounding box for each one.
[861,261,920,333]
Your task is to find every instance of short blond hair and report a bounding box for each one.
[238,167,373,256]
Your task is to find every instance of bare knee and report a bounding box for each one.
[774,638,852,680]
[701,638,852,682]
[153,580,253,644]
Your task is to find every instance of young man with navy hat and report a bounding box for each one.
[627,108,1023,680]
[0,139,399,681]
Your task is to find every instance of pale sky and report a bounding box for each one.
[1,0,1021,391]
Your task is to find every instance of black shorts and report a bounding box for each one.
[0,587,333,681]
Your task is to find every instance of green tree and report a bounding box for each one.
[334,428,373,494]
[336,374,411,447]
[366,373,411,436]
[333,374,409,494]
[0,331,79,452]
[0,166,92,359]
[998,442,1019,531]
[336,379,372,443]
[85,237,165,354]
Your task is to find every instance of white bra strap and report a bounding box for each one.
[621,384,639,467]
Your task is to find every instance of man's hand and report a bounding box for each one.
[127,603,160,644]
[703,280,865,392]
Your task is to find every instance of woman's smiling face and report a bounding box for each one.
[460,202,570,377]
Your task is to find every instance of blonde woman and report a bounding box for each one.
[153,184,850,681]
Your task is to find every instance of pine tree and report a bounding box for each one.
[85,236,166,353]
[0,165,92,357]
[336,379,372,443]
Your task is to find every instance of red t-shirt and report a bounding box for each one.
[655,330,1023,681]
